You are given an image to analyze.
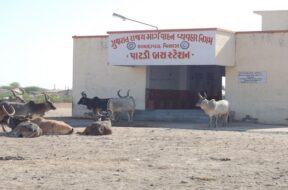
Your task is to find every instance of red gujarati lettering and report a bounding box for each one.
[152,50,190,60]
[152,52,160,59]
[111,37,129,49]
[160,33,175,40]
[146,33,159,40]
[198,34,213,45]
[177,51,190,59]
[152,52,167,59]
[129,34,146,41]
[168,49,178,59]
[176,33,198,42]
[129,50,150,60]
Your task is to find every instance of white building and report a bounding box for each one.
[73,10,288,125]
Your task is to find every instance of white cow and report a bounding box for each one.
[107,90,136,122]
[196,93,229,127]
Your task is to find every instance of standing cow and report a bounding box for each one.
[7,93,56,117]
[77,92,109,115]
[77,90,136,122]
[108,90,136,122]
[196,92,229,127]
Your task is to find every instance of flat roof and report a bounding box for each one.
[236,30,288,34]
[107,28,235,34]
[72,28,288,39]
[72,35,108,39]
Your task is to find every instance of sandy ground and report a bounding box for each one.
[0,103,288,190]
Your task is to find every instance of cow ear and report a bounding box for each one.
[81,92,87,98]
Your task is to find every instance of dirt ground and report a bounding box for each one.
[1,103,288,190]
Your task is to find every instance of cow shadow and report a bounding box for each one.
[112,120,288,134]
[41,116,288,135]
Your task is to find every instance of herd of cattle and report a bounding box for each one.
[0,89,230,138]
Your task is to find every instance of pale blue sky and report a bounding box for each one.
[0,0,286,89]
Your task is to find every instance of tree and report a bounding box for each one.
[9,82,21,88]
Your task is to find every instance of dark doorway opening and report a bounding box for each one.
[146,65,225,109]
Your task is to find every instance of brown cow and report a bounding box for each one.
[31,117,74,135]
[78,113,112,136]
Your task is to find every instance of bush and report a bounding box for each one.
[0,85,72,103]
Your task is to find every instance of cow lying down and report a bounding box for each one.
[8,121,43,138]
[2,116,74,137]
[2,115,42,138]
[31,117,74,135]
[78,113,112,136]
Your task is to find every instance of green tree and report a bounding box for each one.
[9,82,21,88]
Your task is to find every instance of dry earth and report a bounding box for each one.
[0,103,288,190]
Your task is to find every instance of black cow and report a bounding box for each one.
[77,92,109,114]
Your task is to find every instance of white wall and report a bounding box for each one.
[255,10,288,30]
[72,36,147,117]
[226,31,288,124]
[215,30,235,66]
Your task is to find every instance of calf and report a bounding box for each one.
[196,92,229,127]
[31,117,74,135]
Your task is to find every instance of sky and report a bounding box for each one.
[0,0,287,89]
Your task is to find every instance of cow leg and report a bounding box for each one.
[126,112,130,122]
[130,110,135,122]
[114,112,119,121]
[223,113,229,127]
[208,116,212,127]
[109,110,116,121]
[127,110,135,122]
[1,124,7,133]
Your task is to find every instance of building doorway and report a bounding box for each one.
[145,65,225,109]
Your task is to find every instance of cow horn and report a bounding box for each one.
[81,91,87,98]
[198,92,203,99]
[2,104,15,116]
[10,89,25,103]
[203,92,207,99]
[117,89,129,98]
[19,88,25,95]
[95,112,104,117]
[10,88,25,95]
[42,92,50,102]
